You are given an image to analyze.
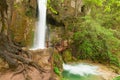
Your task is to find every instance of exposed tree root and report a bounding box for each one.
[0,34,46,79]
[11,62,25,79]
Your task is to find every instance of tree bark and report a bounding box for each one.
[0,0,45,79]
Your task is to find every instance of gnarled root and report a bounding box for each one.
[0,34,46,80]
[11,62,25,79]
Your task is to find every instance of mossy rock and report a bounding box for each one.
[0,58,9,71]
[62,50,72,62]
[53,50,63,71]
[110,65,120,74]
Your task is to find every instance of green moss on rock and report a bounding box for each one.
[53,50,63,71]
[9,0,37,47]
[62,50,72,62]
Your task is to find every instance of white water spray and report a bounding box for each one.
[32,0,47,50]
[63,63,100,76]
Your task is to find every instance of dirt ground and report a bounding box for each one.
[0,49,57,80]
[0,67,51,80]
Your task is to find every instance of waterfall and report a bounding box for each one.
[31,0,47,50]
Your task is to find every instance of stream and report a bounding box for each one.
[62,63,104,80]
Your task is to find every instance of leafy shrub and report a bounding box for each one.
[113,76,120,80]
[71,16,120,66]
[54,66,60,75]
[62,78,69,80]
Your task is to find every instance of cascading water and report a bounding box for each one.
[63,63,104,80]
[63,63,99,76]
[31,0,47,50]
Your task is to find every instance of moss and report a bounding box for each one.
[0,58,9,71]
[54,66,61,75]
[53,50,63,71]
[110,65,120,74]
[62,50,72,62]
[9,1,36,47]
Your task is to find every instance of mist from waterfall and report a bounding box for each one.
[31,0,47,50]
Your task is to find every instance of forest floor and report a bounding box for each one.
[0,66,51,80]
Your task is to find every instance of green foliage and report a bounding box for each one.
[83,0,120,29]
[25,8,34,17]
[113,76,120,80]
[62,77,69,80]
[53,52,62,63]
[14,3,19,9]
[50,0,120,68]
[69,16,120,66]
[109,55,120,67]
[84,0,105,6]
[59,0,120,67]
[62,50,72,62]
[47,5,58,14]
[61,0,64,3]
[47,0,58,14]
[54,66,61,75]
[53,52,63,71]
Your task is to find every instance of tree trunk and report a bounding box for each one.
[0,0,45,79]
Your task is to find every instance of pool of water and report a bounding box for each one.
[62,63,104,80]
[62,70,103,80]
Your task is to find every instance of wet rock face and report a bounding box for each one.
[29,0,37,10]
[47,0,74,24]
[0,0,37,46]
[47,0,84,21]
[47,0,85,46]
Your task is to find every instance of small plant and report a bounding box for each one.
[54,67,60,75]
[62,77,69,80]
[113,76,120,80]
[47,0,58,14]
